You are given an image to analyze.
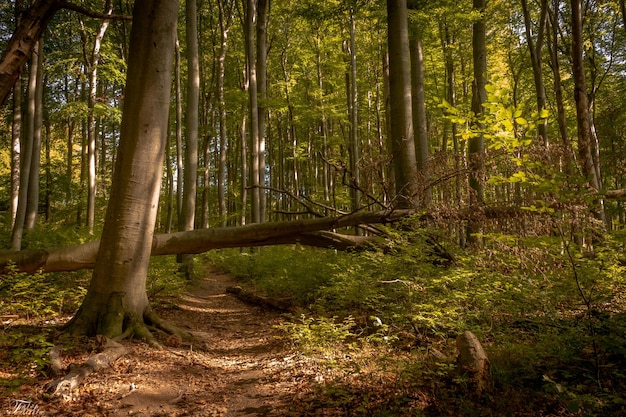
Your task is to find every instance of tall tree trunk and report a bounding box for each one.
[256,0,268,223]
[179,0,200,276]
[11,41,39,250]
[348,5,361,220]
[410,35,431,207]
[175,38,184,223]
[10,0,24,228]
[217,0,233,227]
[386,0,419,209]
[570,0,605,221]
[547,0,573,168]
[245,0,261,224]
[11,77,21,228]
[25,40,44,231]
[240,112,248,225]
[86,1,112,233]
[467,0,487,244]
[65,0,178,338]
[521,0,548,146]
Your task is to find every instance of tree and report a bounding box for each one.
[216,0,235,227]
[0,0,131,106]
[178,0,200,277]
[570,0,605,221]
[1,209,415,274]
[10,0,24,228]
[410,33,430,206]
[520,0,548,145]
[84,0,113,233]
[64,0,179,339]
[467,0,487,244]
[386,0,419,209]
[11,40,42,250]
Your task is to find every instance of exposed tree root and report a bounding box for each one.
[45,338,130,398]
[144,307,194,343]
[48,344,65,377]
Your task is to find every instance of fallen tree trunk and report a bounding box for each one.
[226,286,294,312]
[0,209,411,274]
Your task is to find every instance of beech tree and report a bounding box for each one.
[386,0,419,209]
[64,0,179,339]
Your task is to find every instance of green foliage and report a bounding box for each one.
[146,256,189,300]
[205,224,626,415]
[280,314,356,355]
[0,264,86,319]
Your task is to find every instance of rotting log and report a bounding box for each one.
[226,286,294,312]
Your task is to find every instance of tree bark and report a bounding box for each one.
[386,0,419,208]
[570,0,605,222]
[348,5,361,221]
[10,0,23,228]
[467,0,487,245]
[25,40,44,232]
[521,0,548,146]
[11,41,39,250]
[85,1,113,233]
[64,0,179,338]
[410,35,431,207]
[178,0,200,276]
[217,0,234,227]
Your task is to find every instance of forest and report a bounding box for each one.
[1,0,626,415]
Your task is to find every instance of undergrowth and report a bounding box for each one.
[204,228,626,416]
[0,230,186,396]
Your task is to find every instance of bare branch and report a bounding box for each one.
[58,0,132,20]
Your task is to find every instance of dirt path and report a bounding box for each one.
[36,270,314,416]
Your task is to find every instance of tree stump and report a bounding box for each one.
[456,330,490,395]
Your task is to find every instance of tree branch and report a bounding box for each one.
[58,0,132,20]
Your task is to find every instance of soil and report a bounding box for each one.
[3,270,322,417]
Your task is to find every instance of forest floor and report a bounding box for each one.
[1,269,335,416]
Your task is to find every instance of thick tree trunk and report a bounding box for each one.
[386,0,419,208]
[467,0,487,245]
[64,0,178,339]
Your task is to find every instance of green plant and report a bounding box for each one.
[279,314,356,355]
[0,263,86,319]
